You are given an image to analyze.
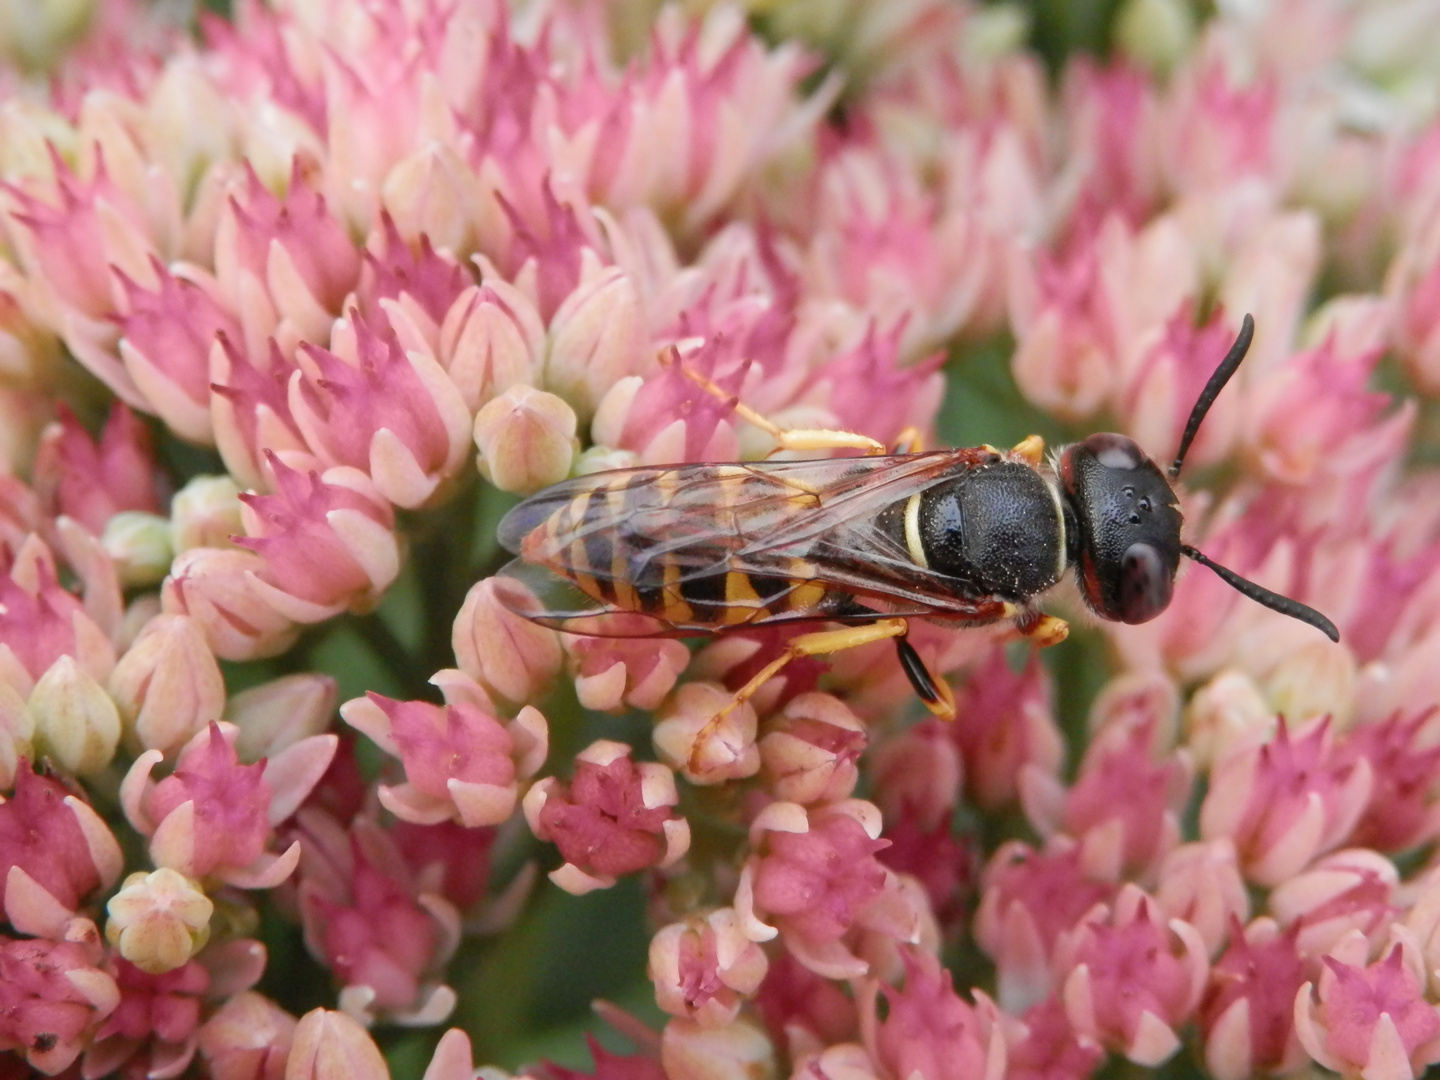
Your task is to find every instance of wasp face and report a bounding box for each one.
[1057,433,1183,624]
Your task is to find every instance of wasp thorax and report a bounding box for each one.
[1059,433,1183,624]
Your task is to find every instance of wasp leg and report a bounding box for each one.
[894,634,956,720]
[686,618,911,774]
[662,351,888,456]
[1015,609,1069,647]
[890,427,924,455]
[1010,434,1046,466]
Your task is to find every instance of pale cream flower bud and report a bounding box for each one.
[286,1008,390,1080]
[660,1016,775,1080]
[225,673,338,760]
[473,385,579,495]
[0,0,93,72]
[29,655,121,776]
[544,267,645,420]
[0,680,35,789]
[109,614,226,756]
[1113,0,1195,75]
[170,475,244,553]
[452,578,563,706]
[105,867,213,974]
[101,512,175,588]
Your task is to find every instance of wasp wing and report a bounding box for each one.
[496,449,1015,634]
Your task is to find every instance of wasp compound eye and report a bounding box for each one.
[1116,542,1173,623]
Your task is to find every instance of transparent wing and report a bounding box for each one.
[496,449,1017,633]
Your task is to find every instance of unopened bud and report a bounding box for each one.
[29,655,121,776]
[225,673,337,760]
[105,867,213,973]
[543,267,645,420]
[286,1008,390,1080]
[453,578,563,706]
[473,385,578,495]
[109,614,225,755]
[170,475,244,553]
[101,511,174,587]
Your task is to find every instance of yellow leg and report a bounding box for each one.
[687,619,911,772]
[661,350,889,456]
[1010,434,1046,466]
[1016,611,1069,647]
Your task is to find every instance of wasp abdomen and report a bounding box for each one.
[915,461,1067,601]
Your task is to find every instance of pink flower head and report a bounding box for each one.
[1199,917,1309,1080]
[877,809,973,934]
[1059,60,1163,236]
[862,950,1005,1080]
[452,576,564,707]
[564,632,691,714]
[494,183,598,323]
[974,841,1115,1013]
[736,800,892,979]
[236,453,399,623]
[595,342,746,466]
[803,324,944,450]
[1268,848,1399,958]
[3,147,155,324]
[389,819,495,914]
[159,546,300,663]
[524,740,689,895]
[544,262,648,422]
[0,542,116,696]
[949,647,1062,811]
[296,816,459,1025]
[1055,886,1210,1066]
[33,403,161,535]
[758,692,867,806]
[1152,840,1250,956]
[754,948,859,1054]
[215,162,360,341]
[1296,945,1440,1080]
[120,721,334,888]
[112,259,241,444]
[88,957,209,1079]
[1003,996,1105,1080]
[356,213,471,337]
[0,759,122,918]
[1200,717,1374,887]
[1339,710,1440,853]
[649,908,769,1028]
[437,280,544,412]
[196,990,297,1080]
[1162,48,1279,196]
[869,719,963,831]
[1046,718,1191,881]
[209,336,309,492]
[289,312,471,508]
[340,680,547,829]
[0,935,120,1074]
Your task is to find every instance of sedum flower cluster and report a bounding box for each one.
[4,0,1440,1078]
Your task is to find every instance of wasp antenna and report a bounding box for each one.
[1170,313,1255,479]
[1180,543,1339,641]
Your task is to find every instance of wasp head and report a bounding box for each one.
[1058,432,1182,624]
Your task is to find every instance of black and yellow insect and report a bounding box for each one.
[495,315,1338,722]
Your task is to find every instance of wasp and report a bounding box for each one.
[495,314,1338,725]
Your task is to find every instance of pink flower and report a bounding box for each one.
[112,259,241,444]
[973,841,1115,1012]
[1268,848,1398,958]
[107,613,225,756]
[1336,710,1440,853]
[1003,996,1105,1080]
[861,950,1006,1080]
[289,313,471,508]
[1152,840,1250,956]
[1058,60,1163,234]
[209,336,310,492]
[0,758,122,919]
[649,908,769,1028]
[235,454,400,623]
[758,692,867,806]
[355,214,471,351]
[524,740,689,895]
[213,163,360,344]
[754,949,859,1055]
[868,720,962,831]
[0,935,120,1074]
[340,675,547,829]
[1055,886,1210,1066]
[295,813,460,1024]
[564,631,692,714]
[0,544,116,697]
[1198,917,1310,1080]
[32,403,161,535]
[160,546,300,662]
[196,990,297,1080]
[389,820,495,914]
[948,647,1062,811]
[1160,46,1280,196]
[121,721,335,888]
[1199,717,1373,886]
[437,280,543,412]
[593,342,745,466]
[876,809,972,933]
[1295,945,1440,1080]
[735,800,898,979]
[87,957,210,1079]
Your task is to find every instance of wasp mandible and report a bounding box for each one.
[495,314,1338,723]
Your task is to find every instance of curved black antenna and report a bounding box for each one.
[1170,313,1255,479]
[1181,544,1340,641]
